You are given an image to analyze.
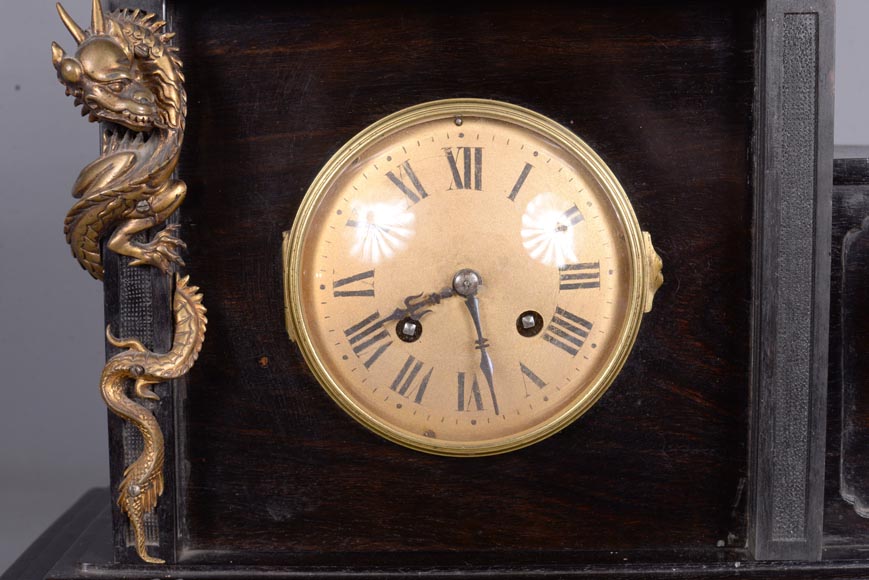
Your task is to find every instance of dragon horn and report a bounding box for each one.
[56,3,86,44]
[91,0,105,35]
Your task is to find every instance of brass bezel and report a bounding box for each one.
[283,98,655,457]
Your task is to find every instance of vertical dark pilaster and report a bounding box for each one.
[103,0,178,565]
[749,0,834,561]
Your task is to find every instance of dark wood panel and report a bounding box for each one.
[171,0,757,562]
[11,493,869,580]
[823,149,869,554]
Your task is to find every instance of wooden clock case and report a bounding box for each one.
[10,0,863,578]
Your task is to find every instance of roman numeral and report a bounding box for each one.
[386,161,428,204]
[333,269,375,297]
[457,371,484,411]
[445,147,483,191]
[344,311,392,368]
[390,355,433,404]
[559,204,584,228]
[519,363,547,397]
[559,262,601,290]
[507,162,533,201]
[543,307,593,357]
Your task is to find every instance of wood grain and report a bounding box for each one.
[168,0,757,564]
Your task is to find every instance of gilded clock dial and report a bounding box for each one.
[285,99,660,456]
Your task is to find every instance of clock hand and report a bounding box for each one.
[453,269,500,416]
[381,286,456,324]
[464,293,499,416]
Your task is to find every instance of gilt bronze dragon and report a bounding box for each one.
[52,0,206,564]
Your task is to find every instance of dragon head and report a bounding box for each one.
[52,0,161,132]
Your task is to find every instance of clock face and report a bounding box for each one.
[285,99,659,456]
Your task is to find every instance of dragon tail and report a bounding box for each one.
[159,275,208,379]
[99,274,206,563]
[100,368,166,563]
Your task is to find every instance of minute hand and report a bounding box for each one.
[463,294,499,416]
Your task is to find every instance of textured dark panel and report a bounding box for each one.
[116,248,161,550]
[117,248,155,347]
[770,12,818,542]
[750,0,833,562]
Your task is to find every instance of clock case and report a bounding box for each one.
[19,0,857,578]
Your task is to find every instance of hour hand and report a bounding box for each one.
[382,286,456,324]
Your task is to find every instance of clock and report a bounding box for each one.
[23,0,839,577]
[283,99,662,455]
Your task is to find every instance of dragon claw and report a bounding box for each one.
[129,226,187,272]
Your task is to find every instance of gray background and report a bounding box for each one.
[0,0,866,570]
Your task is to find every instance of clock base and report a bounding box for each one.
[10,489,869,580]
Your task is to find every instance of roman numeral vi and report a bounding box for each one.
[457,371,484,411]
